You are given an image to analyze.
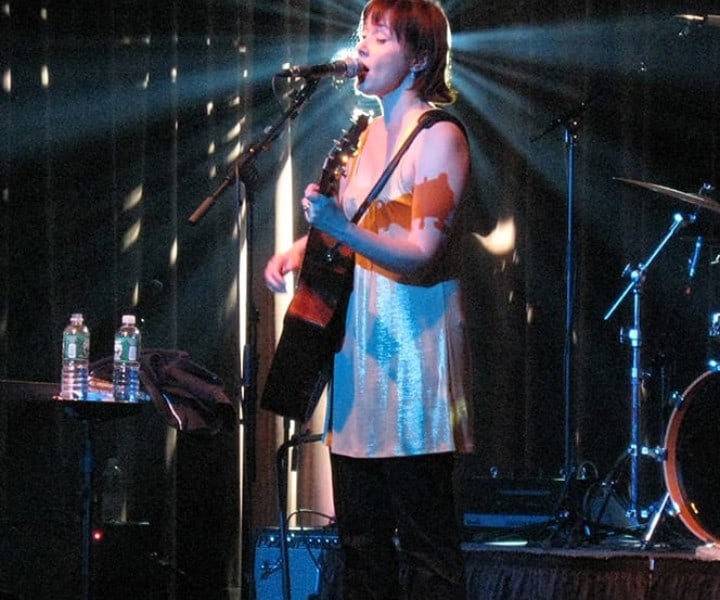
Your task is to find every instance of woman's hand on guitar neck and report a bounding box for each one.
[264,235,308,293]
[303,183,350,241]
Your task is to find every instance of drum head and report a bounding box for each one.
[664,370,720,543]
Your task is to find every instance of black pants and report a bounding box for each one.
[330,452,466,600]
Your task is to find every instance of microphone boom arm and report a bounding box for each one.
[604,211,691,321]
[188,77,321,224]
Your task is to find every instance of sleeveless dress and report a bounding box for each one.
[326,116,475,459]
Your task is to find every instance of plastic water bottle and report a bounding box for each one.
[101,457,126,523]
[59,313,90,400]
[112,314,141,402]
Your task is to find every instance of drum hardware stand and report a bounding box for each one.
[640,491,673,549]
[604,211,694,524]
[641,386,694,549]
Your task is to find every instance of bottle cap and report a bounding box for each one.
[121,315,136,325]
[71,313,84,322]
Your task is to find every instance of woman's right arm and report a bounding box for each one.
[264,235,308,293]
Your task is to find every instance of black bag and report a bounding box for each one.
[90,348,236,435]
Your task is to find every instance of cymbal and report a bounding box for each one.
[614,177,720,215]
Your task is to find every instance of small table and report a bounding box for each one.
[0,380,144,600]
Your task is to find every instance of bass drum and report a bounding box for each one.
[664,370,720,543]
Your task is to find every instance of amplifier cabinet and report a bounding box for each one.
[456,475,564,541]
[254,527,341,600]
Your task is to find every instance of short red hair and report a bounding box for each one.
[360,0,456,105]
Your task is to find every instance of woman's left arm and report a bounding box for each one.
[305,121,469,276]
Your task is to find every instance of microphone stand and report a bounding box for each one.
[531,92,599,538]
[187,77,321,596]
[275,431,323,600]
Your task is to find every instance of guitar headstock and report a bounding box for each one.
[318,113,370,197]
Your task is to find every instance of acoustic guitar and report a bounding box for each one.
[261,113,370,422]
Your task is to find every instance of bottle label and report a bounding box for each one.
[114,336,139,362]
[64,333,89,360]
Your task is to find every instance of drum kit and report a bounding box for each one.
[599,177,720,548]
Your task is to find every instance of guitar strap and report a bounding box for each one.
[349,109,467,225]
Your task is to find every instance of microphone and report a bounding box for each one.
[275,57,360,79]
[675,14,720,34]
[686,235,703,295]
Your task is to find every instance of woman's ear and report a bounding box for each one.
[410,55,428,73]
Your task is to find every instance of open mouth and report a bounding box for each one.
[357,63,369,83]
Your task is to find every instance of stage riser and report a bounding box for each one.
[464,549,720,600]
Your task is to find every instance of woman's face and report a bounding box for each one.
[355,14,413,98]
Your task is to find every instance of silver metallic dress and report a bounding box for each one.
[326,119,475,458]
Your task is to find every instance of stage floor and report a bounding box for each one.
[251,522,720,600]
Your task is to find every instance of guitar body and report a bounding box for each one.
[261,229,355,422]
[261,115,368,422]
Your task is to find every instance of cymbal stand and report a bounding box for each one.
[604,211,693,522]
